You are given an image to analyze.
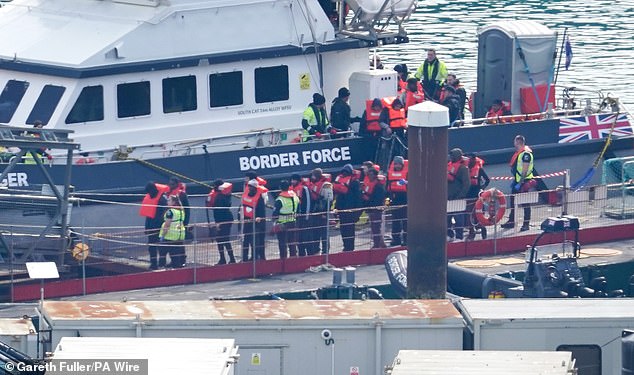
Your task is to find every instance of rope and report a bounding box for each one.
[515,37,544,112]
[490,171,567,181]
[130,157,214,190]
[571,106,620,189]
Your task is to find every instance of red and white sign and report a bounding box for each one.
[350,366,360,375]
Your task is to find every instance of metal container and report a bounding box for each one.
[40,300,463,375]
[459,298,634,375]
[386,350,575,375]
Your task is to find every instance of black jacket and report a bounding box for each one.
[335,178,361,210]
[212,193,233,224]
[330,98,351,132]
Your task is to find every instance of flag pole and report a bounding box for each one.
[554,27,568,85]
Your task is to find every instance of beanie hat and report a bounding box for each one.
[247,179,259,188]
[371,98,382,108]
[342,164,354,174]
[338,87,350,98]
[313,93,326,105]
[393,156,405,165]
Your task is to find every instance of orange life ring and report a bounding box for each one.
[474,188,506,226]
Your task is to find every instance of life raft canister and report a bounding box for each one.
[474,188,506,226]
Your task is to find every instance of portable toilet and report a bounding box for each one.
[473,20,557,118]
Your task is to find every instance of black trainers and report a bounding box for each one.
[481,226,487,239]
[520,224,530,232]
[500,221,515,229]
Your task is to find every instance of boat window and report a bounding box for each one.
[65,86,104,124]
[26,85,66,125]
[117,81,151,118]
[209,71,243,108]
[557,344,601,375]
[163,75,197,113]
[0,80,29,123]
[255,65,289,103]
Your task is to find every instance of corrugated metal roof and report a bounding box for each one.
[389,350,574,375]
[461,298,634,321]
[0,318,36,335]
[53,337,237,375]
[42,300,461,323]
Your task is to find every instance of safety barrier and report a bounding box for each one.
[1,179,634,301]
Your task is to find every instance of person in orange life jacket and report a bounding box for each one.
[308,168,331,255]
[330,87,355,138]
[362,168,387,249]
[333,164,361,252]
[302,93,332,141]
[241,179,267,261]
[440,85,462,126]
[244,172,269,206]
[447,148,470,241]
[75,152,96,165]
[394,64,411,94]
[486,99,512,121]
[272,180,300,259]
[387,98,407,142]
[387,156,408,246]
[501,135,536,231]
[464,153,490,240]
[159,194,187,268]
[360,98,391,161]
[399,78,425,114]
[140,182,169,270]
[208,179,236,265]
[290,173,313,256]
[444,74,467,121]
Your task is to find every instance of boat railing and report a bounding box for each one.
[1,176,633,298]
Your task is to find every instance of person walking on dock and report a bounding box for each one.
[447,148,470,241]
[208,179,236,265]
[502,135,537,231]
[272,180,300,259]
[241,179,267,261]
[333,164,361,251]
[387,156,408,246]
[140,182,168,270]
[291,174,313,256]
[159,194,187,268]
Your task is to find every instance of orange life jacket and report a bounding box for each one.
[241,188,264,219]
[382,97,406,129]
[309,174,332,201]
[361,175,386,201]
[447,157,468,182]
[365,100,382,132]
[206,182,233,207]
[468,157,484,186]
[333,174,353,195]
[168,182,186,198]
[139,183,170,218]
[397,79,408,94]
[388,160,408,193]
[404,90,424,111]
[243,176,267,191]
[509,145,533,167]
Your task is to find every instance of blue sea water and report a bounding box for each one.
[379,0,634,109]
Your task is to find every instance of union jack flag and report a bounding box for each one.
[558,114,633,143]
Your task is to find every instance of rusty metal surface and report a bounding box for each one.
[43,300,461,322]
[0,318,36,335]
